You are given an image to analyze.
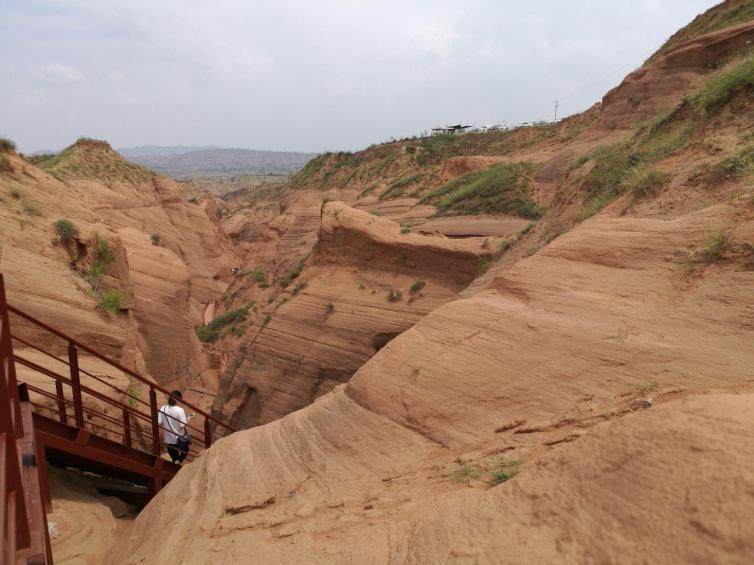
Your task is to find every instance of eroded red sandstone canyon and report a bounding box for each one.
[3,2,754,563]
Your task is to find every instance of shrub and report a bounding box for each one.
[292,282,308,295]
[84,262,104,290]
[400,224,411,234]
[387,288,402,303]
[700,231,728,263]
[410,279,425,294]
[325,303,335,315]
[450,463,480,482]
[705,146,754,184]
[10,189,21,199]
[696,54,754,113]
[518,222,535,237]
[311,375,323,393]
[150,233,161,246]
[251,270,267,286]
[101,289,126,313]
[280,257,307,288]
[55,218,79,241]
[95,235,115,264]
[580,192,617,220]
[489,460,521,485]
[379,173,424,201]
[22,200,43,217]
[196,303,253,343]
[624,164,670,198]
[0,138,16,153]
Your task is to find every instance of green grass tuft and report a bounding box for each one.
[379,173,424,201]
[100,289,126,313]
[150,233,161,246]
[410,279,425,294]
[387,288,402,303]
[695,53,754,113]
[280,257,307,288]
[196,302,254,343]
[700,231,728,264]
[55,218,78,241]
[705,146,754,184]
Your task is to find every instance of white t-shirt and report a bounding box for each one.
[157,404,187,445]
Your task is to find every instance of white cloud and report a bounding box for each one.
[34,62,85,83]
[1,0,722,152]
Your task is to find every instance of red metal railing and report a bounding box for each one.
[1,274,49,563]
[6,303,236,464]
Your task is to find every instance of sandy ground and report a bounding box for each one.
[46,467,136,565]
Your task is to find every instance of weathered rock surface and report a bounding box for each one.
[0,142,236,387]
[213,202,494,427]
[109,198,754,563]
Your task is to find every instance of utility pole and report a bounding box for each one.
[554,100,559,121]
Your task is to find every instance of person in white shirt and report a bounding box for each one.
[157,390,189,464]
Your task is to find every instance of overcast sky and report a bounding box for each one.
[0,0,719,153]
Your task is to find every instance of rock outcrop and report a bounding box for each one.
[0,140,237,393]
[213,202,494,427]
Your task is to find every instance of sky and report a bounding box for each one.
[0,0,720,153]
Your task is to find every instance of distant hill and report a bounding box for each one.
[116,146,319,178]
[117,145,220,157]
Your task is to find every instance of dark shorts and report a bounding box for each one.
[166,442,188,464]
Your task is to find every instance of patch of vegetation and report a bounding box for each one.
[372,153,398,177]
[150,233,161,246]
[22,199,43,217]
[410,279,425,294]
[54,218,78,241]
[705,146,754,184]
[387,288,402,303]
[636,380,658,395]
[578,144,672,218]
[30,141,153,185]
[476,257,492,275]
[623,164,670,198]
[519,222,535,236]
[292,281,308,295]
[100,289,126,313]
[700,230,729,264]
[488,459,521,485]
[84,235,116,292]
[10,189,21,199]
[695,53,754,113]
[311,375,323,393]
[0,138,16,153]
[325,302,335,315]
[400,224,412,234]
[196,302,254,343]
[450,463,480,482]
[421,162,543,218]
[280,256,307,288]
[293,153,329,185]
[249,270,268,287]
[379,173,424,201]
[126,377,140,408]
[95,234,115,264]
